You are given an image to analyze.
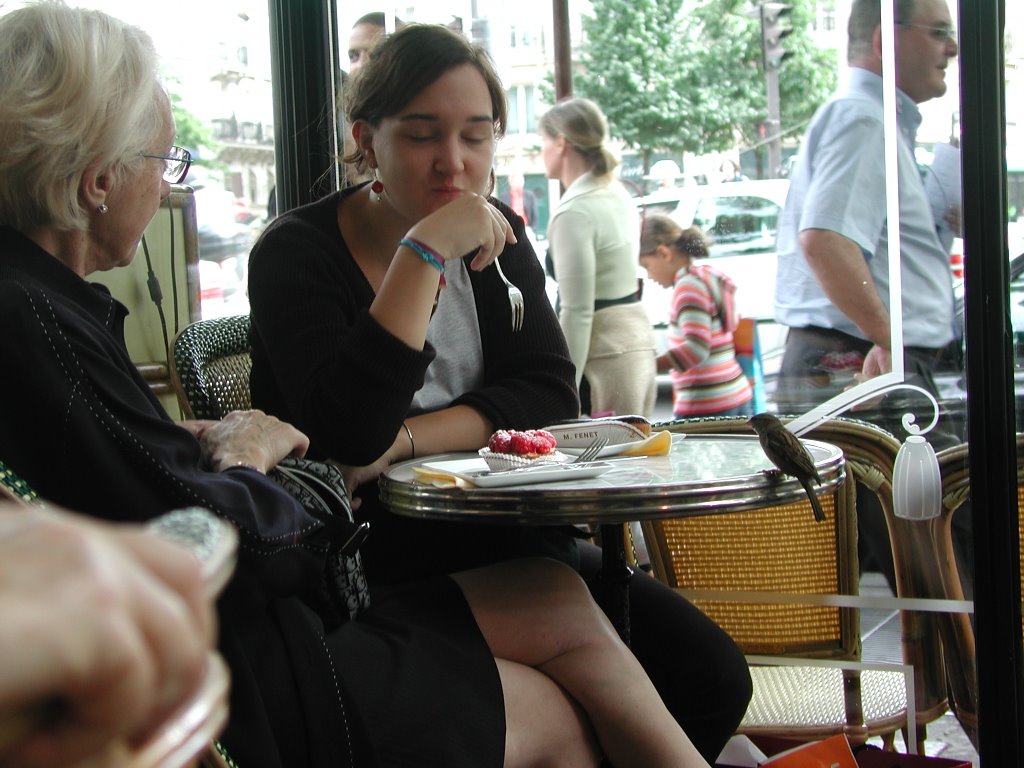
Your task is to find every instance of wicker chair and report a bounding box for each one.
[931,440,990,748]
[169,315,253,420]
[648,415,950,748]
[0,460,39,504]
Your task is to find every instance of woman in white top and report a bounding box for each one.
[540,98,656,417]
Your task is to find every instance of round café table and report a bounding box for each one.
[379,433,845,644]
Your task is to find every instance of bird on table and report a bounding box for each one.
[748,413,825,522]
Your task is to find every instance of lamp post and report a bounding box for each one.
[759,2,792,178]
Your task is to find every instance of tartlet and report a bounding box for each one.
[479,429,564,472]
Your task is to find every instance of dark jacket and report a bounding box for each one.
[0,226,364,767]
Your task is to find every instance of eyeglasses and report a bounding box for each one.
[897,22,957,43]
[140,145,192,184]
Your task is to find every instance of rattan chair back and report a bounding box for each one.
[651,415,943,744]
[643,488,858,658]
[170,315,253,420]
[932,440,988,748]
[805,418,953,737]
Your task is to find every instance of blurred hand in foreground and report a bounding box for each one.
[0,503,216,767]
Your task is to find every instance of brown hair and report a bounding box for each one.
[343,24,506,175]
[639,213,710,260]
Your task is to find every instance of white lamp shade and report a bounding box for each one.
[893,435,942,520]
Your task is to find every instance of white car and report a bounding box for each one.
[635,179,791,374]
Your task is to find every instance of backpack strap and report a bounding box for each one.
[690,265,739,333]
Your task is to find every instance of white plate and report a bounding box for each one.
[420,458,614,488]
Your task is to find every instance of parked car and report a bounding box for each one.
[197,258,249,320]
[189,179,258,281]
[635,179,790,322]
[635,179,792,383]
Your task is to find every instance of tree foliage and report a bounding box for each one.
[572,0,837,172]
[166,80,219,165]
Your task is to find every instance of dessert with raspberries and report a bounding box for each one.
[479,429,564,471]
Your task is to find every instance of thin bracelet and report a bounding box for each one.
[401,421,416,459]
[398,237,445,274]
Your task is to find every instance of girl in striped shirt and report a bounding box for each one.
[639,214,753,417]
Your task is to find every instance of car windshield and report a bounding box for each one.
[694,195,781,255]
[636,183,786,260]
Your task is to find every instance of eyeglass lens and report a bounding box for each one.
[164,147,191,184]
[902,23,956,42]
[926,25,955,42]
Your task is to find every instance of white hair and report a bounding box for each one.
[0,1,165,231]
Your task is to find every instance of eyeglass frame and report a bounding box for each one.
[897,22,957,44]
[140,145,192,184]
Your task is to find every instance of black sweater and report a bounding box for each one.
[248,188,583,582]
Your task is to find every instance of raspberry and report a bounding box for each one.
[487,429,558,456]
[488,430,512,453]
[509,432,534,455]
[528,430,557,454]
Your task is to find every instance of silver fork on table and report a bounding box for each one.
[493,256,525,332]
[572,436,609,464]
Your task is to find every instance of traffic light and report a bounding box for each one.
[760,3,793,71]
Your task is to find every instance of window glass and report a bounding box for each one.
[0,0,274,320]
[4,0,1015,754]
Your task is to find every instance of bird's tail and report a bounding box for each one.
[800,478,826,522]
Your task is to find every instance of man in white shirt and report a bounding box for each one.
[772,0,968,592]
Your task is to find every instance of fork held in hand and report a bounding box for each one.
[493,257,525,332]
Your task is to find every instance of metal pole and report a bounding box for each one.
[267,0,341,215]
[960,0,1024,762]
[765,68,782,178]
[553,0,572,100]
[758,3,785,178]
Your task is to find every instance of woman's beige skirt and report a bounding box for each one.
[583,302,657,418]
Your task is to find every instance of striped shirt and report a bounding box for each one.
[666,264,753,416]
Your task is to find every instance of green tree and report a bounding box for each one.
[571,0,691,173]
[572,0,837,173]
[166,81,219,165]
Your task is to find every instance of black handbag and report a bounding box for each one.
[269,457,371,626]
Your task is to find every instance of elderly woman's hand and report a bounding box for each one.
[0,503,214,768]
[200,409,310,474]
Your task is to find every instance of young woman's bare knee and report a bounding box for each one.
[455,558,711,768]
[496,658,601,768]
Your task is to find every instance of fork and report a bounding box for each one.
[572,436,609,464]
[493,256,525,332]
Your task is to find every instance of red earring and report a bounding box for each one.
[371,179,384,194]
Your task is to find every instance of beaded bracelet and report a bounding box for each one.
[399,237,445,274]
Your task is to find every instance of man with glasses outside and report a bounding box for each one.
[771,0,969,594]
